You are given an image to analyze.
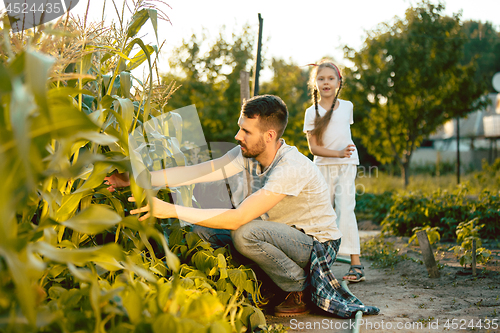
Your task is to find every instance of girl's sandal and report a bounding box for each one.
[343,265,366,283]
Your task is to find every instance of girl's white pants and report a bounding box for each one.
[317,164,360,256]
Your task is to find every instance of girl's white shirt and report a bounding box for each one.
[303,99,359,165]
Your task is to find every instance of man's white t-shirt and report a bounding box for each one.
[303,99,359,165]
[227,140,341,243]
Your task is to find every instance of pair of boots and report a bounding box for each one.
[258,285,309,317]
[273,290,309,317]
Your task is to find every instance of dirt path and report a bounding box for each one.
[265,227,500,333]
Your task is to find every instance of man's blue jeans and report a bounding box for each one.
[192,220,314,292]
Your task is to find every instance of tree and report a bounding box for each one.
[342,1,486,187]
[161,26,255,145]
[461,20,500,92]
[259,58,310,155]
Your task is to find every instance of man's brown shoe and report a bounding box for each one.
[274,291,309,317]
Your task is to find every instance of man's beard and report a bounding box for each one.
[239,137,266,158]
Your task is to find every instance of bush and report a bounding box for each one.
[381,187,499,241]
[469,191,500,237]
[410,160,458,176]
[355,191,394,224]
[474,158,500,190]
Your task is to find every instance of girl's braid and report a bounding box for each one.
[312,76,343,146]
[327,77,343,115]
[313,88,319,118]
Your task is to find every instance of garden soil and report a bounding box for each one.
[265,221,500,333]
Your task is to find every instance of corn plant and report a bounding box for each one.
[0,2,265,332]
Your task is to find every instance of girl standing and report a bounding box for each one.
[303,59,364,282]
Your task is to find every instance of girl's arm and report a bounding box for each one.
[306,131,355,158]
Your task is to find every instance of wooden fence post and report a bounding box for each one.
[416,230,440,278]
[472,239,477,276]
[252,13,263,96]
[240,71,250,105]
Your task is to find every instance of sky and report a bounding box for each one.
[2,0,499,79]
[153,0,499,68]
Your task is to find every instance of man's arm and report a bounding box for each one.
[106,149,243,191]
[150,153,242,187]
[130,189,287,230]
[306,131,355,158]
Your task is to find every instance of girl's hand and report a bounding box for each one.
[104,172,130,192]
[339,144,355,158]
[128,196,177,221]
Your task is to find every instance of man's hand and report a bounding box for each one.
[128,196,177,221]
[104,172,130,192]
[339,144,355,158]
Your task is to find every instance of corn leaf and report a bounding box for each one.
[56,192,85,222]
[148,9,158,43]
[1,249,38,326]
[0,61,12,92]
[73,131,118,146]
[126,9,150,39]
[113,97,135,132]
[60,205,122,234]
[34,242,124,266]
[122,287,143,324]
[126,45,156,71]
[25,50,54,119]
[119,71,132,98]
[73,162,112,194]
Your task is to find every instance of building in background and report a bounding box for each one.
[412,93,500,172]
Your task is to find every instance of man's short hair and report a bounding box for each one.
[241,95,288,138]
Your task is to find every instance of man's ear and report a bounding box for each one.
[266,129,277,143]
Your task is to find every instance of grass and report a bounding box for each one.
[356,172,494,196]
[361,236,408,269]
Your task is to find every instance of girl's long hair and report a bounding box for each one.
[308,60,343,146]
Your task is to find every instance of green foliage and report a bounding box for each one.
[259,59,310,155]
[162,25,255,144]
[161,28,313,157]
[356,169,498,196]
[355,191,394,224]
[408,226,441,246]
[474,158,500,191]
[259,324,290,333]
[381,187,500,241]
[342,1,488,186]
[410,160,458,176]
[450,218,492,268]
[0,4,268,332]
[460,20,500,92]
[361,236,407,269]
